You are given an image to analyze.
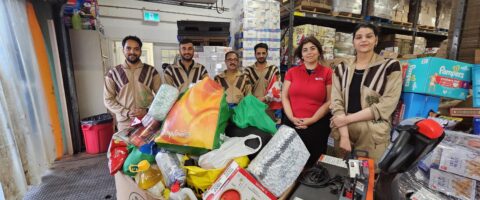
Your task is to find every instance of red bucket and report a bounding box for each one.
[81,113,114,154]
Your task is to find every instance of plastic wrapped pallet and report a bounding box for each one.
[332,0,362,15]
[247,125,310,197]
[367,0,393,20]
[334,32,354,59]
[230,0,281,67]
[437,0,452,30]
[391,0,410,23]
[293,24,336,61]
[413,0,437,27]
[414,36,426,55]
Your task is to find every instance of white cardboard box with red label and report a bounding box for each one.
[202,161,276,200]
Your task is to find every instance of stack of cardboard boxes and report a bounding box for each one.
[367,0,393,20]
[331,0,362,15]
[412,0,437,28]
[334,32,355,59]
[457,0,480,64]
[231,0,281,67]
[194,46,232,77]
[292,24,336,61]
[436,0,452,30]
[378,34,426,56]
[391,0,410,23]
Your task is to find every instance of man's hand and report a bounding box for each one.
[129,108,147,118]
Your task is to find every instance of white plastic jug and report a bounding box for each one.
[169,181,197,200]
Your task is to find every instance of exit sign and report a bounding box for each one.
[143,11,160,22]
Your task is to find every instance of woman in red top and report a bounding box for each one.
[282,36,332,166]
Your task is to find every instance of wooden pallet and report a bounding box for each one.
[331,11,362,20]
[418,25,435,31]
[392,20,413,27]
[295,4,331,15]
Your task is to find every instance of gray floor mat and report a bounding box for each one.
[23,153,116,200]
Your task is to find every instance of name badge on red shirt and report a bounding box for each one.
[315,77,324,81]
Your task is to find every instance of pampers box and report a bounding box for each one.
[403,57,472,100]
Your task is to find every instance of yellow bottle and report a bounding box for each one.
[129,160,163,190]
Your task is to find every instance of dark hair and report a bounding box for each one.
[294,36,324,61]
[254,43,268,53]
[225,51,239,60]
[122,35,142,48]
[353,23,379,37]
[179,38,194,45]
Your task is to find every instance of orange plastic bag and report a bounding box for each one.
[155,78,231,155]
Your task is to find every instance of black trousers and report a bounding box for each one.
[283,113,331,167]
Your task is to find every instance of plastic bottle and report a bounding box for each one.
[71,10,82,30]
[129,160,164,190]
[169,181,198,200]
[155,150,186,187]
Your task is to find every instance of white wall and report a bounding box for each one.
[98,0,236,44]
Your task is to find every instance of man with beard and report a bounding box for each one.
[245,43,281,119]
[164,38,209,92]
[104,35,162,131]
[214,51,251,106]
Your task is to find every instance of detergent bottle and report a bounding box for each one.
[169,181,198,200]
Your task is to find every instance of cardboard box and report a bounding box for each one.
[402,92,441,119]
[332,0,362,14]
[403,57,472,100]
[428,168,476,200]
[115,172,158,200]
[439,147,480,181]
[475,49,480,64]
[203,161,276,200]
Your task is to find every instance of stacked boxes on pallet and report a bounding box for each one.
[457,0,480,63]
[378,34,426,56]
[391,0,410,23]
[367,0,393,20]
[292,24,336,61]
[412,0,437,28]
[334,32,354,59]
[231,0,281,67]
[436,0,452,30]
[331,0,362,15]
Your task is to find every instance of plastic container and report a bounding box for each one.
[169,182,197,200]
[129,160,164,190]
[155,150,186,187]
[81,113,114,154]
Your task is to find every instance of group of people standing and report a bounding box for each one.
[103,23,402,169]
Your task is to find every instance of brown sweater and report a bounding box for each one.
[104,61,161,127]
[214,69,252,104]
[164,60,209,93]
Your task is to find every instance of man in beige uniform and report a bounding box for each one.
[214,51,251,105]
[104,36,162,131]
[164,38,209,93]
[245,43,281,119]
[244,43,280,102]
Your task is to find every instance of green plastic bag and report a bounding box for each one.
[232,95,277,134]
[122,144,156,176]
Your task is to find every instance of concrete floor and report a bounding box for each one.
[23,153,116,200]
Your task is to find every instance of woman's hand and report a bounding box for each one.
[331,114,349,128]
